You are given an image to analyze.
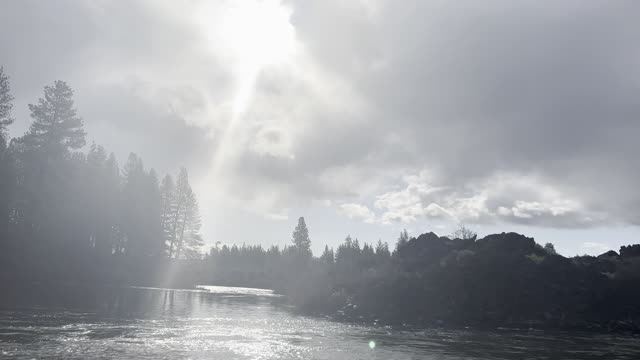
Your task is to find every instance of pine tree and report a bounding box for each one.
[85,143,109,251]
[320,245,334,264]
[162,168,203,259]
[121,153,146,256]
[145,169,163,257]
[120,154,163,258]
[375,239,390,259]
[0,67,14,139]
[9,80,85,248]
[168,168,190,258]
[104,153,121,255]
[176,188,203,259]
[291,216,311,256]
[159,174,176,256]
[0,67,13,241]
[24,80,85,155]
[395,229,409,251]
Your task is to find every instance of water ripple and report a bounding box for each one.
[0,286,639,359]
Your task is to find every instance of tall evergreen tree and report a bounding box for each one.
[121,153,146,256]
[168,168,190,258]
[175,187,203,259]
[9,80,86,253]
[121,155,163,258]
[0,67,13,247]
[320,245,334,264]
[83,143,109,250]
[395,229,409,251]
[0,72,208,285]
[103,152,121,255]
[291,217,311,256]
[144,169,163,257]
[161,168,203,259]
[160,174,176,256]
[375,239,390,259]
[0,67,14,138]
[24,80,85,155]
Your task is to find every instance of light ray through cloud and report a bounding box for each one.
[201,0,297,187]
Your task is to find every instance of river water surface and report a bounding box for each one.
[1,285,639,359]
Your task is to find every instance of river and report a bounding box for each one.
[0,285,639,359]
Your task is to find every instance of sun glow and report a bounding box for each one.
[221,0,296,71]
[197,0,298,200]
[224,0,295,115]
[200,0,297,116]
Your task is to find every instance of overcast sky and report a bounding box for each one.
[1,0,639,256]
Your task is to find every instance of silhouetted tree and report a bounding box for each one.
[321,245,335,264]
[159,168,203,259]
[375,239,391,259]
[0,67,13,249]
[84,143,120,255]
[168,168,190,258]
[621,244,640,258]
[175,187,203,259]
[544,242,558,255]
[103,153,122,253]
[121,154,162,258]
[145,169,163,256]
[291,216,312,256]
[8,81,87,261]
[395,229,409,252]
[23,80,85,155]
[451,224,477,241]
[0,69,205,287]
[160,174,176,255]
[121,153,145,255]
[0,67,13,137]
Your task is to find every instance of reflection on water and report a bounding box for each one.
[1,285,639,359]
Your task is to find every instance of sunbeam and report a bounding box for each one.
[200,0,297,186]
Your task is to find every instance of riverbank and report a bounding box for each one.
[273,232,640,336]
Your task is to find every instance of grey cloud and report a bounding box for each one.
[285,0,640,227]
[2,0,639,229]
[78,81,214,177]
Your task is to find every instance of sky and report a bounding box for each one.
[1,0,639,256]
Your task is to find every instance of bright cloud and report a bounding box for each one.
[339,203,376,224]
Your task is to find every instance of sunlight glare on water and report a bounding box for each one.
[1,285,639,359]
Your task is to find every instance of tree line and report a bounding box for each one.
[0,67,203,285]
[202,217,640,332]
